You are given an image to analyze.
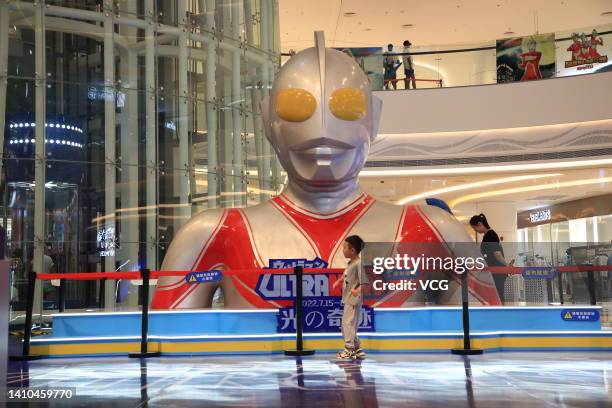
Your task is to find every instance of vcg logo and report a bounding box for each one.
[256,274,329,300]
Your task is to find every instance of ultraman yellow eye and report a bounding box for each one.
[274,88,317,122]
[329,88,367,121]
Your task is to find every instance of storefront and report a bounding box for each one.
[517,193,612,252]
[516,194,611,305]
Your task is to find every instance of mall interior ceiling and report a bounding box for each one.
[280,0,612,52]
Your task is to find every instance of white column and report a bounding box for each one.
[177,1,190,220]
[243,0,254,45]
[259,0,271,195]
[144,0,157,268]
[245,0,264,201]
[0,0,9,169]
[219,2,233,207]
[269,0,282,193]
[103,2,117,309]
[0,2,8,354]
[118,2,139,306]
[231,0,244,207]
[32,0,47,320]
[0,260,8,398]
[205,0,218,208]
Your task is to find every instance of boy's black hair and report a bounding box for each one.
[345,235,365,254]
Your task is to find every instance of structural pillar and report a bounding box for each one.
[118,2,140,306]
[32,1,47,320]
[231,0,244,207]
[103,2,117,309]
[0,260,9,399]
[205,0,218,208]
[144,0,158,269]
[177,1,190,221]
[259,0,271,195]
[0,0,10,167]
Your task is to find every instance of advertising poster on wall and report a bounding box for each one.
[334,47,383,90]
[557,27,610,77]
[496,34,556,83]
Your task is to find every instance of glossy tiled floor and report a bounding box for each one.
[5,352,612,407]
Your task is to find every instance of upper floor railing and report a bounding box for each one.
[310,22,612,90]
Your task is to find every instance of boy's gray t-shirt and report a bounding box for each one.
[341,258,369,306]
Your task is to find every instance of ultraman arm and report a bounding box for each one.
[151,208,226,309]
[418,203,502,305]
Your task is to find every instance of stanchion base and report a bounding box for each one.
[128,351,161,358]
[451,348,484,355]
[284,349,316,356]
[9,355,43,361]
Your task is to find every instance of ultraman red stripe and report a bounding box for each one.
[328,198,376,263]
[269,199,321,258]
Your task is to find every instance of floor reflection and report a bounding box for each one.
[5,352,612,407]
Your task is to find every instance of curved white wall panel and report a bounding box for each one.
[375,71,612,135]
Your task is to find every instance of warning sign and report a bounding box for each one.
[560,309,599,322]
[184,270,223,284]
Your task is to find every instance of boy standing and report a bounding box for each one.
[334,235,368,359]
[383,44,401,90]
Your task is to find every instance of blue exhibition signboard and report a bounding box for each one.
[277,297,375,333]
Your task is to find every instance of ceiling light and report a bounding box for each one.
[396,174,562,205]
[359,158,612,177]
[402,24,414,29]
[449,176,612,208]
[343,12,356,17]
[601,11,612,16]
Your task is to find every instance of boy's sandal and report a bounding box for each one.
[336,349,354,359]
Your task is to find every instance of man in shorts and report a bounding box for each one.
[402,40,416,89]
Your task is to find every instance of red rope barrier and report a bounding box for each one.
[36,272,141,280]
[387,77,442,83]
[34,265,611,281]
[487,265,612,274]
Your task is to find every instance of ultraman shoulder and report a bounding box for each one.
[174,207,227,241]
[417,203,474,242]
[177,200,272,235]
[161,207,228,270]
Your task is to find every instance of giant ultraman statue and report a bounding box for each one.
[152,32,500,309]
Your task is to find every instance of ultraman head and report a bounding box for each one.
[261,32,382,187]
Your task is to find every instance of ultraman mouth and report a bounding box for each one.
[291,139,354,156]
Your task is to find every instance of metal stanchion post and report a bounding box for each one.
[58,278,66,312]
[98,277,106,309]
[129,268,160,358]
[451,270,483,355]
[557,271,564,304]
[587,270,596,306]
[284,266,315,356]
[10,271,42,361]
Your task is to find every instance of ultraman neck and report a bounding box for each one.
[282,177,364,215]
